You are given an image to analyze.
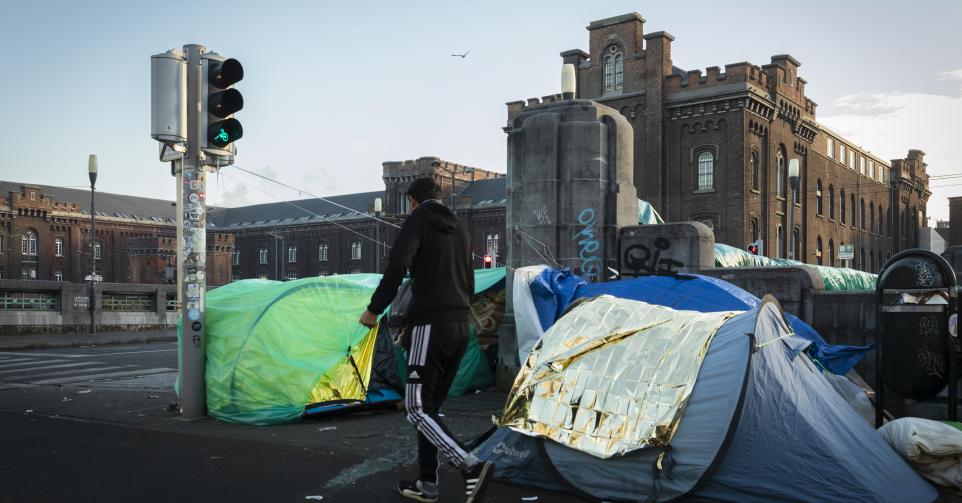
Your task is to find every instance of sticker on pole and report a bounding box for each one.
[951,314,958,338]
[188,308,201,321]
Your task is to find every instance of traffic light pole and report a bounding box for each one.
[179,44,209,419]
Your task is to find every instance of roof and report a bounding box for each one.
[0,180,176,222]
[460,177,507,208]
[208,190,385,229]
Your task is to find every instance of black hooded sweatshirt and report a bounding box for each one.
[367,201,474,324]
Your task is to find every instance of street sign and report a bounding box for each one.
[839,244,855,260]
[160,142,186,162]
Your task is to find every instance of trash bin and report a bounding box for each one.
[875,249,959,427]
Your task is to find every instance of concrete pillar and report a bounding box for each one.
[619,222,715,275]
[950,196,962,247]
[499,98,638,386]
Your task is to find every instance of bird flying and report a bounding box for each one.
[451,50,471,58]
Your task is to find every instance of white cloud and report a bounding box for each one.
[820,76,962,221]
[939,69,962,82]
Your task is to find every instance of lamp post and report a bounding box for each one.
[430,160,473,214]
[788,158,800,261]
[88,155,98,335]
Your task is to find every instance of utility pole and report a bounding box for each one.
[151,44,244,419]
[88,155,98,334]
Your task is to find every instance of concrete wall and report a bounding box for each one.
[0,279,177,335]
[619,223,715,274]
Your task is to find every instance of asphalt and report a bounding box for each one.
[0,328,177,350]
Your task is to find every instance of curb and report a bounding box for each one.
[0,335,178,351]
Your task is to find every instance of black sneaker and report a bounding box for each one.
[463,461,494,503]
[397,480,439,503]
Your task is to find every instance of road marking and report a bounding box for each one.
[0,358,35,364]
[30,367,176,385]
[10,365,128,380]
[0,362,98,375]
[0,359,67,370]
[78,349,178,357]
[0,351,85,358]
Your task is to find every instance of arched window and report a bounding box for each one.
[486,234,493,254]
[351,240,362,260]
[258,247,268,264]
[603,46,623,92]
[869,202,875,233]
[776,225,784,258]
[750,218,759,242]
[869,250,874,273]
[860,199,866,230]
[21,230,38,256]
[828,185,835,219]
[94,241,102,260]
[287,244,297,263]
[318,242,329,262]
[54,237,64,257]
[697,151,714,191]
[860,248,865,271]
[792,228,800,260]
[815,179,823,216]
[816,236,823,265]
[776,154,786,198]
[493,233,500,258]
[840,190,846,224]
[54,270,63,282]
[829,239,836,267]
[879,206,884,236]
[851,194,856,227]
[750,151,759,190]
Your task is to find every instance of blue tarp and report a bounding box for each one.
[529,268,871,375]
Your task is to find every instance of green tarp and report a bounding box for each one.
[178,268,506,425]
[713,243,877,291]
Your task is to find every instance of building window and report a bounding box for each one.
[54,237,64,257]
[285,270,298,281]
[493,233,500,259]
[829,239,835,267]
[859,156,866,176]
[30,191,36,201]
[870,161,875,179]
[879,206,885,236]
[696,151,714,191]
[21,267,36,280]
[827,138,835,160]
[792,228,800,260]
[816,237,823,266]
[860,249,865,271]
[750,218,758,243]
[603,46,623,92]
[776,225,784,258]
[840,144,847,165]
[349,267,361,275]
[351,240,362,260]
[318,242,329,261]
[0,235,3,254]
[54,270,63,282]
[21,231,38,255]
[840,190,846,224]
[258,247,268,264]
[750,151,759,190]
[700,218,715,231]
[776,154,785,198]
[258,271,269,279]
[860,199,866,230]
[318,269,328,277]
[828,185,835,219]
[851,194,856,227]
[94,241,102,260]
[288,244,297,263]
[870,202,875,233]
[849,151,856,170]
[815,179,823,216]
[232,250,240,266]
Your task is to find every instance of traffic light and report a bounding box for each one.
[747,243,759,255]
[747,239,764,256]
[483,254,493,268]
[201,52,244,160]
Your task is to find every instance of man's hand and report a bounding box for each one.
[359,309,378,328]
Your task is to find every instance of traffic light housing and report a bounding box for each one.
[747,239,764,256]
[747,244,759,255]
[201,52,244,161]
[483,254,493,268]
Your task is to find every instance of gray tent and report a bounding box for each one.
[474,296,936,502]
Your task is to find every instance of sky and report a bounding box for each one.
[0,0,959,220]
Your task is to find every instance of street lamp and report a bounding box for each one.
[430,160,474,214]
[374,197,382,273]
[88,155,98,335]
[788,158,800,261]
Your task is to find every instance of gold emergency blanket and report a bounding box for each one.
[498,295,737,458]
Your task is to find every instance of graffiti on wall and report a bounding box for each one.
[574,208,602,277]
[623,237,685,275]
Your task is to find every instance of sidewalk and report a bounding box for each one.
[0,329,177,350]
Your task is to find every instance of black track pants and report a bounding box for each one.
[404,321,472,483]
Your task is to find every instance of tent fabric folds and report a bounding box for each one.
[476,297,937,502]
[187,268,506,425]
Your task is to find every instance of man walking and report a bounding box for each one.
[359,177,494,503]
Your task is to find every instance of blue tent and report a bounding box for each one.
[475,296,935,502]
[528,269,870,375]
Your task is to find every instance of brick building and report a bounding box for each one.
[217,157,506,280]
[507,13,930,272]
[0,182,234,285]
